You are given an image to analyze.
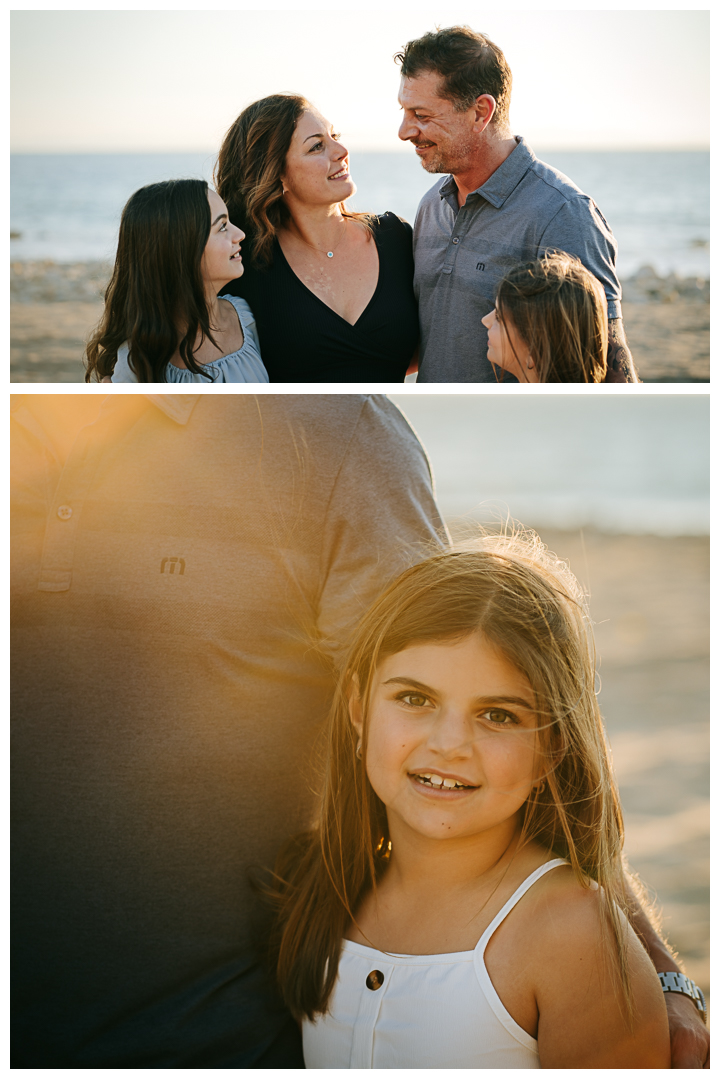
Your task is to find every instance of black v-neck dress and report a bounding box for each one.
[222,212,418,383]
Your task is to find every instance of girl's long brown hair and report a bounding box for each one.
[215,93,371,271]
[495,252,609,382]
[85,179,217,382]
[269,532,630,1021]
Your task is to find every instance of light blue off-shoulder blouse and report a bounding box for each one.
[111,295,269,383]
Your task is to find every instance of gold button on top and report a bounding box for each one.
[366,970,384,991]
[57,505,73,520]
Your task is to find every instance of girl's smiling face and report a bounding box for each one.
[353,633,541,846]
[201,188,245,290]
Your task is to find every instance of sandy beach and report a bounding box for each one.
[10,261,710,382]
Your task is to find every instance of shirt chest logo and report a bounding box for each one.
[160,557,186,575]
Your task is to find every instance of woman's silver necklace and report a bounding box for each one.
[296,219,348,259]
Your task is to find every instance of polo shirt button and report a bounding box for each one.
[452,237,459,244]
[57,505,73,520]
[366,970,384,991]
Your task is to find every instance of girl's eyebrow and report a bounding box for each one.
[381,676,534,711]
[211,213,227,227]
[303,133,325,143]
[382,676,435,693]
[475,695,536,711]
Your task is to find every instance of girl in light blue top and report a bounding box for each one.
[84,178,268,383]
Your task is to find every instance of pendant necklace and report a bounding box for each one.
[325,219,348,258]
[297,219,349,259]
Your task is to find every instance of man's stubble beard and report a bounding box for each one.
[418,137,475,177]
[420,154,448,175]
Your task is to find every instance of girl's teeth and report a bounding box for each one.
[417,773,468,790]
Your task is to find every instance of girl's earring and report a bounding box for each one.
[356,740,363,760]
[532,778,546,794]
[526,356,535,370]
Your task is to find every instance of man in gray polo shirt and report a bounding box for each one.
[396,26,638,383]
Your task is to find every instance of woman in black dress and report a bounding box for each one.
[215,94,418,382]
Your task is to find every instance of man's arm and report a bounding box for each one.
[624,873,709,1068]
[604,318,640,383]
[315,395,447,665]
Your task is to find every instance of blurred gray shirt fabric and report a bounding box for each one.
[413,136,622,383]
[11,393,446,1067]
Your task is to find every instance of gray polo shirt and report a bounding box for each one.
[413,137,622,383]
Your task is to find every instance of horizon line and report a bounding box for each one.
[10,144,711,156]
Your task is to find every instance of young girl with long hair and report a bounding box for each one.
[482,252,609,383]
[85,179,268,383]
[270,534,670,1068]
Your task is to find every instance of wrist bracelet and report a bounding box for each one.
[657,972,707,1024]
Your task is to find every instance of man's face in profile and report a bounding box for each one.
[397,70,479,175]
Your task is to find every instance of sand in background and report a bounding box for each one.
[11,302,103,382]
[10,262,710,383]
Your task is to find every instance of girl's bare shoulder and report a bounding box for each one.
[506,863,670,1068]
[516,861,605,946]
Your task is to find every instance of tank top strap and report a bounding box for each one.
[476,858,568,956]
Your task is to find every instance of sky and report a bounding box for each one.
[10,9,710,154]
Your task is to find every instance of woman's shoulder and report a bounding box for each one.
[372,210,412,239]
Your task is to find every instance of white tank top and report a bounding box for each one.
[302,858,566,1069]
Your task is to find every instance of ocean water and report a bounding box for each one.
[10,150,709,278]
[387,395,709,536]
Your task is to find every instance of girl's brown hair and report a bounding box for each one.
[84,179,217,382]
[270,532,630,1022]
[215,93,371,271]
[495,252,609,382]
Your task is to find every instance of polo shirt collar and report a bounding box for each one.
[147,395,202,425]
[440,136,536,209]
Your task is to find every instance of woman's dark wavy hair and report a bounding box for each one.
[85,179,217,382]
[215,93,370,271]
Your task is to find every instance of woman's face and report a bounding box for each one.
[201,188,245,290]
[482,307,538,382]
[281,109,356,210]
[351,633,541,849]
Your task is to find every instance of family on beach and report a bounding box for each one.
[84,26,638,384]
[13,394,707,1068]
